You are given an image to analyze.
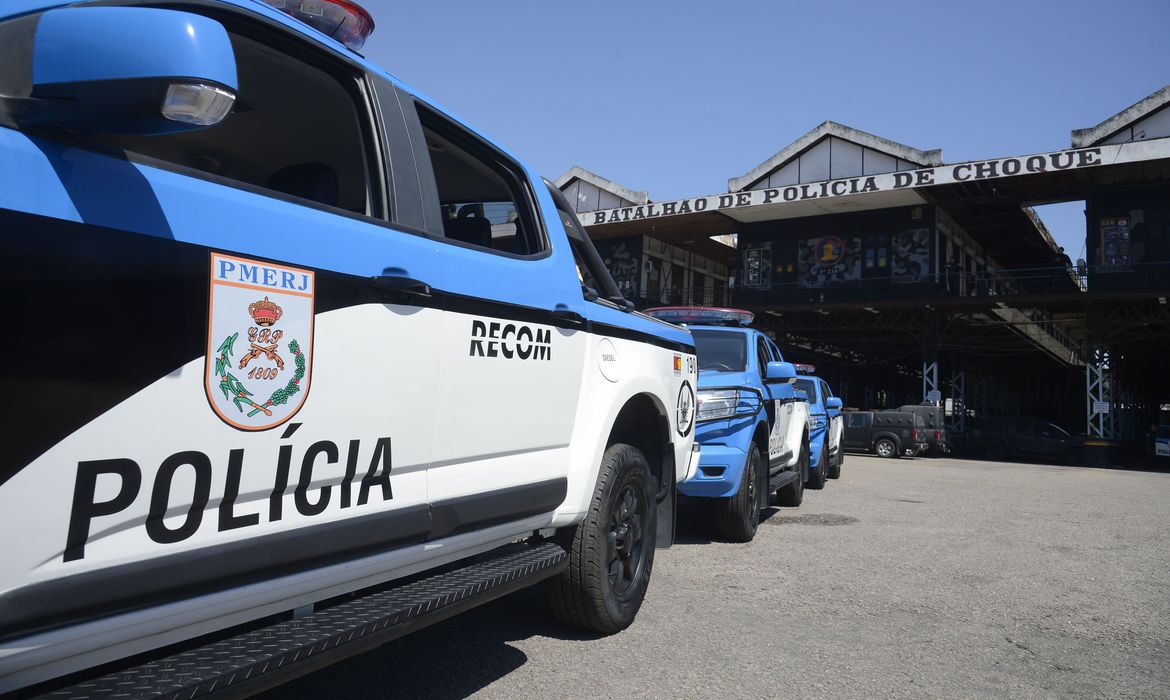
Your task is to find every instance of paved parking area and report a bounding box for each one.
[267,456,1170,699]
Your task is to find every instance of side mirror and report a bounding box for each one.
[765,361,796,382]
[826,397,843,410]
[12,7,237,134]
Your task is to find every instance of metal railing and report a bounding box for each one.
[612,261,1170,311]
[733,261,1170,304]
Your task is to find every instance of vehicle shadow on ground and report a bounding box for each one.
[256,584,602,700]
[672,502,785,545]
[930,451,1170,473]
[263,503,795,697]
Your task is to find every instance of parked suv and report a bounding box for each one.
[969,419,1083,464]
[896,404,950,456]
[842,411,927,458]
[646,308,811,542]
[794,366,845,486]
[0,2,699,694]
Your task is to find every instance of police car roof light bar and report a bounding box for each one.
[261,0,374,51]
[794,363,817,375]
[644,307,755,327]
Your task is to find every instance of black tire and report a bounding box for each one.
[548,443,656,634]
[827,443,842,479]
[777,434,808,507]
[806,437,827,490]
[716,442,764,542]
[874,437,898,459]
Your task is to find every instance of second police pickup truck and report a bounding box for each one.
[0,1,700,695]
[645,308,810,542]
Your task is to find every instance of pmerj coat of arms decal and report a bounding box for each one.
[206,253,315,431]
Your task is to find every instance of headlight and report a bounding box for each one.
[811,414,827,430]
[697,389,762,422]
[697,389,737,421]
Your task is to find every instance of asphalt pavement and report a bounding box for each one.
[263,455,1170,699]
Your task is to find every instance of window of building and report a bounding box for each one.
[417,109,544,256]
[86,29,375,215]
[693,271,706,305]
[863,233,889,278]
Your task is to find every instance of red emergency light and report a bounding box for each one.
[794,363,817,375]
[644,307,754,327]
[262,0,375,51]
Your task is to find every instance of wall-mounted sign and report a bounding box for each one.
[581,140,1170,227]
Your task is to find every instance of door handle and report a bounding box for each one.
[371,274,432,299]
[551,306,585,327]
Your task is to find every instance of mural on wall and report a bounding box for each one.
[891,228,931,282]
[595,237,643,297]
[798,236,862,287]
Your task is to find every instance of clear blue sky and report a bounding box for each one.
[360,0,1170,261]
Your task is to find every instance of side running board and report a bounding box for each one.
[770,468,799,492]
[43,542,568,700]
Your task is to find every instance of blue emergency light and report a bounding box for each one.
[644,307,755,327]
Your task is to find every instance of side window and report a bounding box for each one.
[84,29,376,215]
[755,337,772,381]
[846,413,865,428]
[820,380,832,399]
[547,184,626,303]
[416,108,544,256]
[767,338,783,362]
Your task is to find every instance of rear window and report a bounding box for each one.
[692,330,747,372]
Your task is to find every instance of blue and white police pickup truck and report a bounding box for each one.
[0,1,699,695]
[793,364,845,487]
[645,308,810,542]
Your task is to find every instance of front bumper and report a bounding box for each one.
[679,442,744,498]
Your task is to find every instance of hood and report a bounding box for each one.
[696,369,754,391]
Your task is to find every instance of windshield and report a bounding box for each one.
[794,378,816,400]
[692,330,747,372]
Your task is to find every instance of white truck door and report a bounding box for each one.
[410,110,585,535]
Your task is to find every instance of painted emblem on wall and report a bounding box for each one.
[206,253,315,431]
[814,236,846,267]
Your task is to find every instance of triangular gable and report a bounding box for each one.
[554,166,648,213]
[1071,84,1170,147]
[728,121,943,192]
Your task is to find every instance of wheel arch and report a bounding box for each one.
[752,418,770,464]
[607,392,671,491]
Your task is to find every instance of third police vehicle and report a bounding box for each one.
[793,364,844,487]
[0,0,698,695]
[645,308,810,542]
